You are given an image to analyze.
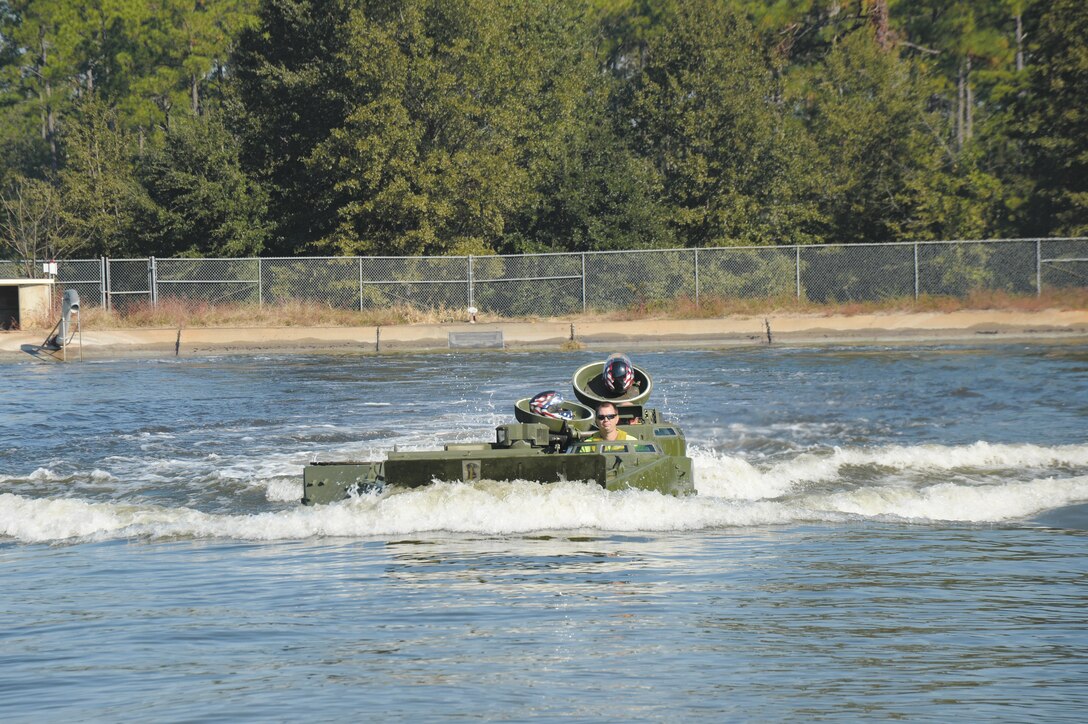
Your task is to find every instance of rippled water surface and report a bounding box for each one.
[2,345,1087,720]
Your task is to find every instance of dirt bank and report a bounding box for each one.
[3,309,1087,361]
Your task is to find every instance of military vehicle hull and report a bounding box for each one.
[301,363,694,505]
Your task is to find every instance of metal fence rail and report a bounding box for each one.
[3,238,1085,317]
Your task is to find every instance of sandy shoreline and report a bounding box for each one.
[3,309,1088,360]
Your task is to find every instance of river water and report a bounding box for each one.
[2,345,1087,720]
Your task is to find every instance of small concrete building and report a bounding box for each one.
[0,278,55,330]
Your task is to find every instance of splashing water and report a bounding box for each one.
[5,440,1087,543]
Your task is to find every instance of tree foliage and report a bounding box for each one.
[0,0,1084,262]
[1,175,77,276]
[232,0,355,254]
[797,28,1001,243]
[57,100,152,257]
[627,1,823,247]
[138,112,271,256]
[1013,0,1088,235]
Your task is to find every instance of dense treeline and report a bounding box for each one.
[1,0,1085,263]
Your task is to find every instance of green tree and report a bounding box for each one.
[589,0,676,77]
[730,0,890,66]
[232,0,355,254]
[1013,0,1088,235]
[627,0,824,247]
[1,0,258,172]
[503,0,673,252]
[137,112,271,257]
[57,100,152,256]
[799,27,1005,243]
[505,115,673,253]
[892,1,1015,152]
[0,175,79,276]
[0,0,87,174]
[237,0,644,256]
[309,0,545,256]
[121,0,257,135]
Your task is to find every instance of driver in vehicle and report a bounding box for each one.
[585,401,634,445]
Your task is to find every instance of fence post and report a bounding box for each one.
[795,245,801,300]
[581,253,587,313]
[149,256,157,307]
[694,248,700,307]
[258,258,263,308]
[104,257,111,311]
[468,255,474,309]
[1036,239,1042,297]
[358,256,364,311]
[914,243,919,299]
[100,257,107,310]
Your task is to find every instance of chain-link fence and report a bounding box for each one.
[6,238,1086,317]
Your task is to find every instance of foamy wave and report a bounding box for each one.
[0,486,824,543]
[804,475,1088,522]
[692,442,1088,500]
[691,451,777,499]
[7,442,1088,543]
[823,441,1088,472]
[8,470,1086,544]
[0,467,118,485]
[264,478,304,502]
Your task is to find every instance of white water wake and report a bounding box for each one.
[3,442,1087,543]
[691,441,1088,499]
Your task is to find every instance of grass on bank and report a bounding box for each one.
[12,288,1088,331]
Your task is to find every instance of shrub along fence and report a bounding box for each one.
[3,238,1086,317]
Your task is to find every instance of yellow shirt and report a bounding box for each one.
[585,429,635,443]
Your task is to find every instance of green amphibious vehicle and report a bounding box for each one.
[301,358,694,505]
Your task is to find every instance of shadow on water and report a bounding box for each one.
[1032,502,1088,531]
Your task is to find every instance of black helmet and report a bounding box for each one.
[603,354,634,394]
[529,390,573,420]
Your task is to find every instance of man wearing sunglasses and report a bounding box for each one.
[586,402,634,443]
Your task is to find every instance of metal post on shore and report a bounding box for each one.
[1036,239,1042,297]
[694,248,700,308]
[149,256,157,307]
[468,255,474,310]
[581,253,586,313]
[914,243,919,299]
[795,246,801,300]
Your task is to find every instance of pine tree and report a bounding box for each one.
[1014,0,1088,235]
